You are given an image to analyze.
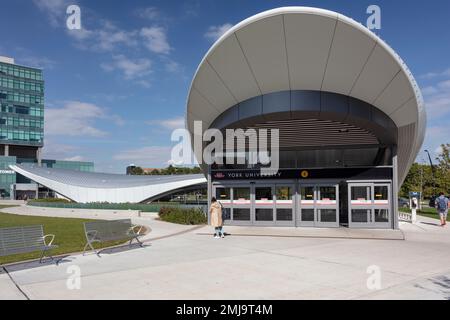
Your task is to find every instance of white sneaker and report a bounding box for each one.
[220,234,225,238]
[214,235,220,238]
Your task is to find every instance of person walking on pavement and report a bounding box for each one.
[435,192,449,227]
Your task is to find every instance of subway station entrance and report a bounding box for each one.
[211,168,394,229]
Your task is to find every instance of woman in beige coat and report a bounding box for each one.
[210,197,224,238]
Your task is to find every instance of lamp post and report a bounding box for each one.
[419,157,425,209]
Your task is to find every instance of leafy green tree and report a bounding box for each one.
[401,143,450,198]
[129,166,143,175]
[143,165,202,176]
[435,144,450,194]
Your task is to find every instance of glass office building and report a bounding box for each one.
[0,56,44,150]
[0,56,94,199]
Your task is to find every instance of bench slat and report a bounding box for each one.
[84,219,137,242]
[0,225,51,257]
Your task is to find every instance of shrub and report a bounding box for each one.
[158,207,207,225]
[29,198,72,203]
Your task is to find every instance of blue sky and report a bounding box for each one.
[0,0,449,172]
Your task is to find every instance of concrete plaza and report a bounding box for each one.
[1,205,449,300]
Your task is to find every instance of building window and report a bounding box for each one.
[15,106,29,115]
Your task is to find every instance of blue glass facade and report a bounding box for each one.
[0,60,44,146]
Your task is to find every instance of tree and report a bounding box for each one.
[401,143,450,198]
[435,144,450,194]
[400,163,435,198]
[129,166,143,175]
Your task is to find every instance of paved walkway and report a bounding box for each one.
[1,205,449,300]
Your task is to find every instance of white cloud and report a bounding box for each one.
[135,80,152,88]
[45,101,123,137]
[420,68,450,80]
[17,56,57,70]
[423,79,450,118]
[165,59,181,73]
[67,21,172,56]
[68,21,138,52]
[113,146,173,167]
[147,117,185,130]
[42,140,79,159]
[140,27,171,54]
[423,125,450,157]
[101,55,152,80]
[136,7,160,20]
[421,86,438,96]
[438,80,450,90]
[435,145,444,154]
[67,28,93,41]
[64,155,86,161]
[33,0,71,27]
[418,68,450,160]
[204,23,233,41]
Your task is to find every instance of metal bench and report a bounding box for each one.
[0,225,58,263]
[83,219,145,256]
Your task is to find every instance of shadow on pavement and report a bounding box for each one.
[94,243,151,256]
[431,275,450,300]
[2,242,151,273]
[3,255,73,273]
[420,221,442,227]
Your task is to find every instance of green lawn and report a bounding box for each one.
[0,206,126,265]
[399,206,449,221]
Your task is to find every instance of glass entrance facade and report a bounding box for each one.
[212,179,392,229]
[298,184,339,227]
[348,183,391,228]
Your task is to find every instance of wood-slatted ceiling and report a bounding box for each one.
[226,119,379,149]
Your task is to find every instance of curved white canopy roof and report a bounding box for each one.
[186,7,426,185]
[11,164,206,203]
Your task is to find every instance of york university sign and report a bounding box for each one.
[211,167,393,181]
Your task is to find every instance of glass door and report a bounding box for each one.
[213,185,252,225]
[298,185,315,227]
[254,186,274,225]
[373,184,391,227]
[316,185,339,228]
[298,184,339,228]
[275,185,294,226]
[349,184,372,224]
[348,183,391,228]
[232,186,252,225]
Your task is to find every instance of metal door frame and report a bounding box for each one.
[347,181,392,229]
[274,183,295,226]
[315,184,340,228]
[297,181,340,228]
[213,183,252,226]
[212,180,296,227]
[253,184,275,226]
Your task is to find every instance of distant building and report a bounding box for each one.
[142,168,159,174]
[0,56,94,199]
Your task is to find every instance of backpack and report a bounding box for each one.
[436,197,447,211]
